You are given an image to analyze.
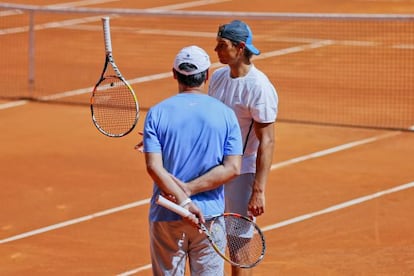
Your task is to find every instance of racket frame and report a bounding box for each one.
[156,195,266,268]
[90,17,139,138]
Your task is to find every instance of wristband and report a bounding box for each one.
[179,198,192,207]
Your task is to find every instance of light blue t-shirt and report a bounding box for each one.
[144,93,242,222]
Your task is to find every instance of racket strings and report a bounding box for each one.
[92,76,138,135]
[222,216,264,267]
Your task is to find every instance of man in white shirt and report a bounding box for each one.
[209,20,279,276]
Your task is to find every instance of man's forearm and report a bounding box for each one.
[187,155,241,195]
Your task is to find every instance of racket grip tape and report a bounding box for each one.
[156,195,192,217]
[101,17,112,53]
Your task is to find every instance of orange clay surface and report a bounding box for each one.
[0,1,413,275]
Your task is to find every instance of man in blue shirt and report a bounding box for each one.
[143,45,243,276]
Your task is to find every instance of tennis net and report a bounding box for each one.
[1,3,413,131]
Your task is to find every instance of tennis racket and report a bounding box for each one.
[156,195,266,268]
[90,17,139,138]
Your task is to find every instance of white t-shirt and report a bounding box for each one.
[209,65,278,173]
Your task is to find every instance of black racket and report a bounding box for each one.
[90,17,139,138]
[156,195,266,268]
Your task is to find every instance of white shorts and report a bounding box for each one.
[149,219,225,276]
[224,173,255,216]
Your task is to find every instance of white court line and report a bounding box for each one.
[115,130,402,275]
[0,131,398,243]
[117,264,152,276]
[151,0,230,10]
[0,0,232,107]
[118,180,414,275]
[3,41,329,103]
[0,9,23,17]
[47,0,120,9]
[261,181,414,232]
[0,14,118,35]
[393,44,414,49]
[0,198,150,244]
[0,130,408,275]
[0,0,229,35]
[1,2,411,110]
[0,0,119,17]
[271,131,400,170]
[0,100,29,110]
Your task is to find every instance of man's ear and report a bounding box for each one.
[238,41,246,51]
[172,68,178,79]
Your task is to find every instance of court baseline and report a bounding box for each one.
[117,179,414,275]
[0,130,401,245]
[115,131,406,275]
[0,0,119,17]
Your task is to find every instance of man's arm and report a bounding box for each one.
[175,155,242,196]
[249,121,275,216]
[145,152,205,225]
[145,152,190,204]
[145,153,205,219]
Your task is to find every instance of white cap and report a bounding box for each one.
[173,46,211,76]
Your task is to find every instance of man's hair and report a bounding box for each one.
[231,40,254,59]
[174,63,207,87]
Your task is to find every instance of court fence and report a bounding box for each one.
[1,3,413,132]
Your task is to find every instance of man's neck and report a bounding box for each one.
[229,62,251,78]
[179,86,204,94]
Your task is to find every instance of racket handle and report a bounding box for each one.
[101,17,112,53]
[156,195,191,217]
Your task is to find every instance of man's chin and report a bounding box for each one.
[218,57,228,64]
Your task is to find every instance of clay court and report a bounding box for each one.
[1,0,414,275]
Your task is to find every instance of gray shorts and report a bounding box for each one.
[225,173,255,216]
[149,219,225,276]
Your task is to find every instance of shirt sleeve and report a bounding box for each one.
[250,81,278,123]
[143,109,162,153]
